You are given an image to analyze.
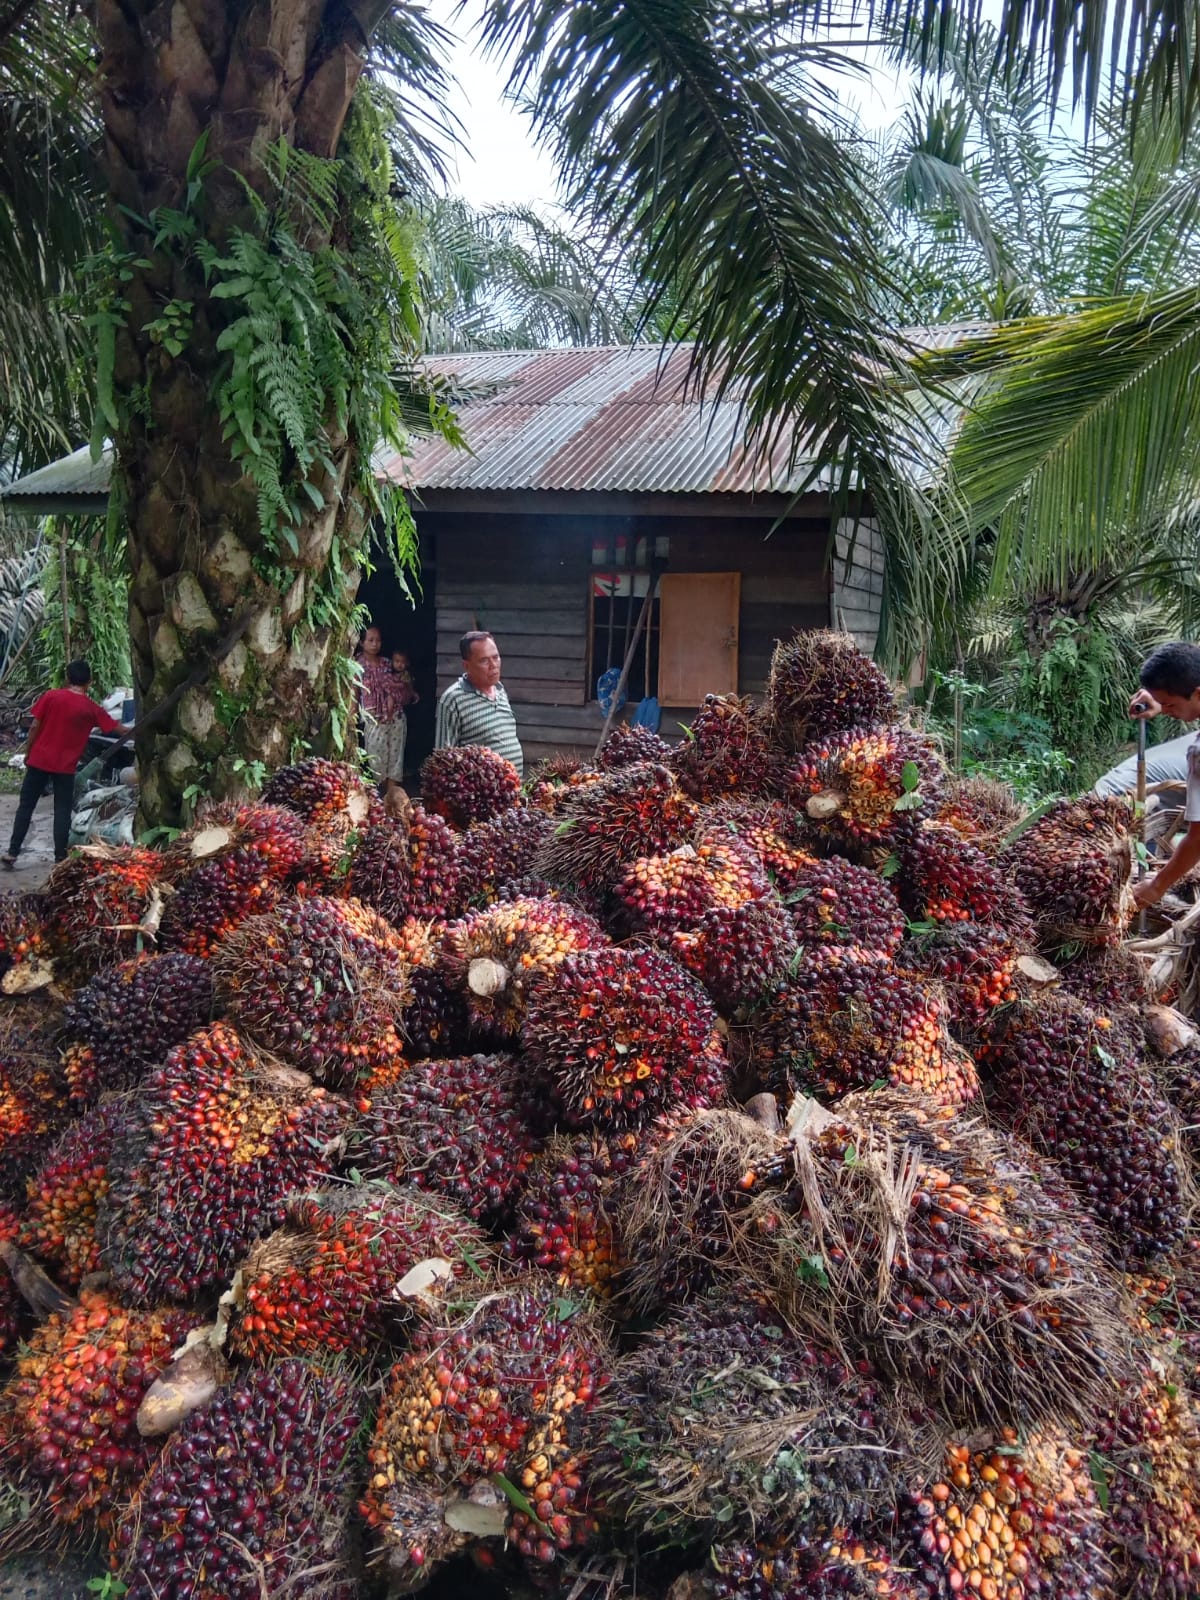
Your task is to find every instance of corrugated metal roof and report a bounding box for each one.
[1,328,989,508]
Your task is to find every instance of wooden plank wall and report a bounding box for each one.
[832,517,884,653]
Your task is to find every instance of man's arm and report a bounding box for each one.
[17,717,39,758]
[434,691,459,751]
[1133,821,1200,908]
[95,705,122,736]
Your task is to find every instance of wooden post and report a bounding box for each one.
[594,569,660,760]
[57,521,70,668]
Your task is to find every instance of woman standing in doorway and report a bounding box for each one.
[356,625,408,806]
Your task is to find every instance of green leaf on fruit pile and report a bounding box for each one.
[881,854,901,879]
[901,761,921,792]
[492,1472,550,1530]
[1088,1451,1111,1512]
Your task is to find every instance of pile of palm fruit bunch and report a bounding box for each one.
[0,637,1197,1600]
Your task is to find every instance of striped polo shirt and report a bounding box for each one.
[434,675,524,776]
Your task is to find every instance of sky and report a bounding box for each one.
[423,0,918,211]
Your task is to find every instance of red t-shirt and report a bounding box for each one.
[28,689,121,774]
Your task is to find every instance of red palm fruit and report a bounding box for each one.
[407,802,466,918]
[785,855,906,955]
[363,1276,609,1562]
[936,774,1024,854]
[1001,794,1137,946]
[785,725,945,854]
[613,836,769,939]
[262,755,373,823]
[40,846,165,978]
[0,892,49,979]
[534,763,699,894]
[703,799,817,893]
[0,1049,70,1205]
[1057,943,1151,1015]
[1094,1355,1200,1600]
[907,1429,1106,1600]
[99,1021,348,1305]
[523,946,728,1128]
[900,923,1019,1032]
[670,694,780,801]
[421,746,523,830]
[59,953,213,1105]
[392,918,474,1057]
[525,755,604,815]
[503,1132,642,1299]
[441,897,607,1037]
[354,1053,543,1222]
[19,1098,129,1286]
[897,822,1032,936]
[114,1359,363,1600]
[159,803,307,954]
[979,995,1185,1262]
[766,630,896,748]
[0,1290,192,1530]
[671,898,797,1015]
[707,1535,925,1600]
[229,1183,490,1362]
[597,722,672,770]
[212,896,410,1085]
[456,806,555,905]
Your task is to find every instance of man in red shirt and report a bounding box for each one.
[3,660,122,867]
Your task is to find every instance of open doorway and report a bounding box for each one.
[357,524,438,782]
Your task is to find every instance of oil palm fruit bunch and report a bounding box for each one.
[441,896,607,1038]
[393,917,474,1057]
[457,806,556,905]
[535,763,699,894]
[1056,943,1150,1016]
[525,754,604,814]
[100,1021,347,1305]
[896,823,1033,937]
[705,1535,925,1600]
[0,1290,192,1531]
[785,726,944,855]
[775,947,978,1108]
[262,754,373,826]
[598,722,672,770]
[704,799,816,893]
[407,801,466,918]
[502,1132,642,1299]
[229,1184,489,1363]
[907,1430,1106,1600]
[1123,1242,1200,1393]
[364,1276,609,1564]
[355,1053,543,1221]
[766,630,895,748]
[59,952,213,1106]
[159,803,308,955]
[346,815,411,922]
[0,891,48,979]
[670,694,779,801]
[670,898,798,1016]
[113,1359,364,1600]
[613,838,768,939]
[978,995,1185,1262]
[784,855,905,955]
[1001,795,1136,946]
[421,745,523,829]
[591,1296,910,1549]
[900,924,1019,1033]
[41,846,166,978]
[0,1048,70,1205]
[212,896,410,1086]
[1093,1356,1200,1600]
[936,775,1024,854]
[523,946,727,1128]
[18,1098,129,1286]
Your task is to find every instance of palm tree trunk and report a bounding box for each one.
[93,0,380,827]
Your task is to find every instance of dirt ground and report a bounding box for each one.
[0,791,55,893]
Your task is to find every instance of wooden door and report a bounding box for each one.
[657,572,740,705]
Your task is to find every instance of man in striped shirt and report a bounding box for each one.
[434,631,524,777]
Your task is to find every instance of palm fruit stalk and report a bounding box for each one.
[936,775,1024,854]
[229,1183,490,1363]
[766,630,896,749]
[978,994,1185,1262]
[353,1053,543,1222]
[112,1359,364,1600]
[99,1021,347,1305]
[59,953,213,1106]
[522,946,728,1128]
[620,1097,1128,1434]
[785,726,944,857]
[212,896,410,1086]
[363,1276,610,1566]
[590,1296,915,1549]
[670,898,798,1016]
[1000,795,1136,946]
[703,798,816,893]
[670,694,780,801]
[0,1290,192,1531]
[525,754,604,814]
[441,896,607,1038]
[40,846,166,979]
[393,917,475,1057]
[896,822,1033,938]
[421,745,523,829]
[457,807,556,905]
[158,803,308,955]
[534,763,699,895]
[906,1429,1107,1600]
[613,837,769,940]
[18,1098,129,1286]
[900,923,1020,1034]
[784,855,906,955]
[502,1131,642,1299]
